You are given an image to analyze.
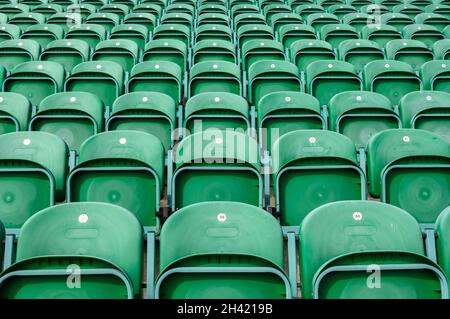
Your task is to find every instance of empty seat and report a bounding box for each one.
[306,60,361,106]
[189,61,241,98]
[152,24,190,47]
[0,39,40,72]
[155,201,291,299]
[248,60,301,106]
[86,12,120,33]
[0,202,143,298]
[65,24,107,48]
[328,91,400,148]
[242,39,285,71]
[278,24,317,48]
[306,13,340,31]
[231,4,259,20]
[132,3,162,17]
[328,4,358,19]
[123,13,157,33]
[142,40,187,75]
[161,12,193,30]
[295,4,325,20]
[99,3,130,19]
[299,200,448,299]
[270,13,303,34]
[3,61,64,107]
[198,4,227,15]
[403,24,444,48]
[319,24,359,48]
[0,4,29,19]
[367,129,450,224]
[166,3,194,15]
[46,13,80,33]
[434,39,450,59]
[110,24,149,49]
[361,24,402,47]
[40,39,90,73]
[393,4,423,19]
[290,39,336,72]
[234,13,266,31]
[195,24,233,43]
[65,61,124,109]
[339,39,384,73]
[127,61,182,105]
[171,131,262,209]
[425,3,450,19]
[272,129,365,226]
[317,0,344,9]
[363,60,421,105]
[386,39,434,72]
[20,24,63,48]
[236,24,275,49]
[9,13,46,32]
[264,4,292,21]
[421,60,450,92]
[197,13,229,28]
[0,92,31,135]
[184,92,250,135]
[436,207,450,287]
[66,4,96,21]
[399,91,450,143]
[192,40,236,64]
[377,0,405,11]
[258,91,325,153]
[416,12,450,31]
[30,92,104,152]
[0,24,21,43]
[360,3,390,14]
[92,39,138,73]
[67,131,164,228]
[0,131,68,228]
[107,92,176,151]
[342,12,371,32]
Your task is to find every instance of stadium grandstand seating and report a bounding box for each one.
[0,0,449,300]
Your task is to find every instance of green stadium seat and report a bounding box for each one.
[231,4,259,20]
[425,4,450,19]
[381,13,414,32]
[259,0,285,10]
[184,92,250,135]
[107,92,176,151]
[67,131,164,228]
[112,0,138,10]
[142,39,187,75]
[198,4,227,15]
[248,60,301,106]
[31,4,62,20]
[0,24,21,43]
[434,39,450,59]
[161,12,193,31]
[406,0,433,9]
[272,130,366,226]
[421,60,450,92]
[319,24,359,48]
[257,91,325,153]
[152,24,191,47]
[263,4,292,21]
[166,3,194,15]
[189,61,241,98]
[360,4,390,15]
[278,24,317,48]
[65,24,107,48]
[123,13,157,33]
[342,12,371,32]
[299,200,448,299]
[328,91,400,148]
[195,24,233,43]
[375,0,403,10]
[46,13,80,33]
[0,131,68,229]
[436,207,450,289]
[0,4,29,20]
[197,13,229,27]
[328,4,358,19]
[403,24,444,48]
[81,0,108,10]
[92,39,138,73]
[234,13,266,31]
[171,131,262,210]
[9,13,46,32]
[40,39,90,73]
[385,39,434,72]
[0,39,40,72]
[399,91,450,143]
[3,61,64,107]
[86,12,120,33]
[393,4,423,19]
[242,39,285,71]
[294,4,325,20]
[363,60,421,105]
[127,61,183,105]
[155,201,292,299]
[110,24,148,49]
[99,4,130,20]
[132,3,162,17]
[317,0,344,9]
[29,92,104,153]
[290,39,336,72]
[306,12,340,31]
[338,39,384,73]
[0,92,31,135]
[20,24,63,48]
[270,13,303,34]
[192,40,236,64]
[0,202,143,298]
[361,24,402,47]
[66,4,96,21]
[237,24,275,49]
[367,129,450,224]
[288,0,315,11]
[306,60,361,106]
[65,61,124,109]
[415,12,450,31]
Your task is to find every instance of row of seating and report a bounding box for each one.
[0,200,449,298]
